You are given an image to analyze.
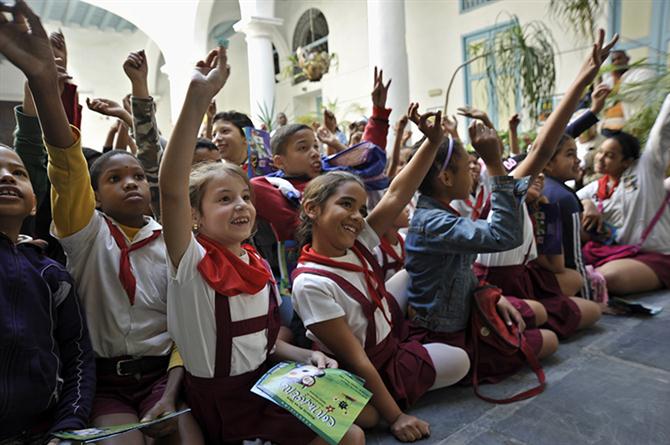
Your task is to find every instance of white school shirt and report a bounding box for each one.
[451,180,491,220]
[577,94,670,255]
[291,221,393,352]
[476,202,537,267]
[167,235,278,378]
[53,211,171,358]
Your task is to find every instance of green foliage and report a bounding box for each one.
[256,100,276,132]
[615,70,670,145]
[472,16,557,123]
[549,0,603,42]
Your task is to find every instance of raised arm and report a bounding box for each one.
[386,115,409,179]
[159,48,230,266]
[508,113,521,155]
[124,50,163,219]
[362,67,392,149]
[368,104,443,238]
[514,29,618,180]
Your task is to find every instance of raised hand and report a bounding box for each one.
[508,113,520,131]
[0,0,56,81]
[316,126,337,146]
[323,108,337,132]
[411,104,443,144]
[441,114,459,139]
[590,83,612,115]
[123,50,148,84]
[49,29,66,68]
[55,63,72,95]
[579,29,619,83]
[457,105,494,129]
[371,66,392,109]
[190,46,230,99]
[86,97,127,118]
[469,120,502,166]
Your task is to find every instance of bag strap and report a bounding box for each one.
[638,191,670,246]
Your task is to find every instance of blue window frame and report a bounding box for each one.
[462,21,521,129]
[459,0,497,14]
[609,0,669,69]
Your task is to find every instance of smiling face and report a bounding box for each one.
[274,129,322,178]
[0,147,36,238]
[212,120,248,165]
[544,138,580,182]
[195,172,256,255]
[307,180,368,257]
[95,154,151,227]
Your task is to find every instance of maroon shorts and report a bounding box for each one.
[476,263,581,338]
[409,298,543,384]
[90,368,168,420]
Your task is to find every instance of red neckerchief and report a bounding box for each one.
[104,218,161,305]
[596,175,619,202]
[299,243,393,326]
[379,233,405,271]
[465,186,486,220]
[197,234,272,297]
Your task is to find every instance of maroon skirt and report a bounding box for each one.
[185,365,315,445]
[367,330,436,409]
[409,297,543,384]
[475,263,581,339]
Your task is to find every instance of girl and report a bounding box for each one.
[159,47,364,445]
[578,95,670,295]
[291,104,471,443]
[0,4,200,442]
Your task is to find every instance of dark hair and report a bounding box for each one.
[551,133,575,160]
[212,111,254,137]
[88,150,139,191]
[413,138,463,197]
[195,138,218,152]
[297,171,364,247]
[82,147,102,169]
[271,123,311,156]
[602,130,641,160]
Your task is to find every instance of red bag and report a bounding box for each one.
[471,284,545,403]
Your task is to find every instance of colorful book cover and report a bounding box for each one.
[251,361,372,445]
[53,409,190,443]
[244,127,275,178]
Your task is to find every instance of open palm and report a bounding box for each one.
[191,47,230,98]
[0,1,56,79]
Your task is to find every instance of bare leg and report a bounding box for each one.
[310,423,365,444]
[597,259,663,295]
[569,297,602,329]
[522,299,548,327]
[538,329,558,359]
[355,404,380,429]
[554,268,584,297]
[94,413,145,445]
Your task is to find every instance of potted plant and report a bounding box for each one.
[288,47,337,82]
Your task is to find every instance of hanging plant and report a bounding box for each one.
[286,47,338,82]
[444,15,556,124]
[550,0,603,42]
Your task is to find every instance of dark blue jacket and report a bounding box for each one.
[0,234,95,439]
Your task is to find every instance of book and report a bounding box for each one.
[252,361,372,445]
[244,127,275,178]
[53,409,190,443]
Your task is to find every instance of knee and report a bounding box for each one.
[564,269,585,296]
[573,297,602,329]
[538,329,558,359]
[450,347,471,383]
[342,424,366,445]
[524,300,548,326]
[599,267,625,294]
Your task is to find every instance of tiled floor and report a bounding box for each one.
[367,291,670,445]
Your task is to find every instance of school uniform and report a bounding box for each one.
[576,94,670,287]
[374,231,406,281]
[46,131,173,420]
[292,222,436,408]
[475,204,581,339]
[167,234,315,444]
[451,181,491,221]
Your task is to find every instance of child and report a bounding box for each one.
[211,110,254,165]
[291,104,470,443]
[577,95,670,295]
[193,138,222,165]
[0,4,199,442]
[159,47,364,445]
[0,145,96,445]
[451,150,489,220]
[374,206,409,281]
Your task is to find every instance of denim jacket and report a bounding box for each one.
[405,175,529,333]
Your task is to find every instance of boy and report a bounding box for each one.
[211,110,254,165]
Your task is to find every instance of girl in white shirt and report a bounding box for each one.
[291,105,470,443]
[159,47,365,445]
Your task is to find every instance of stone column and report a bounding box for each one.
[367,0,410,141]
[234,4,282,126]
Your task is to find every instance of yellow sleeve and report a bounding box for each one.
[46,126,96,238]
[168,344,184,370]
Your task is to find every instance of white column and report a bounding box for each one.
[234,15,283,125]
[367,0,410,139]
